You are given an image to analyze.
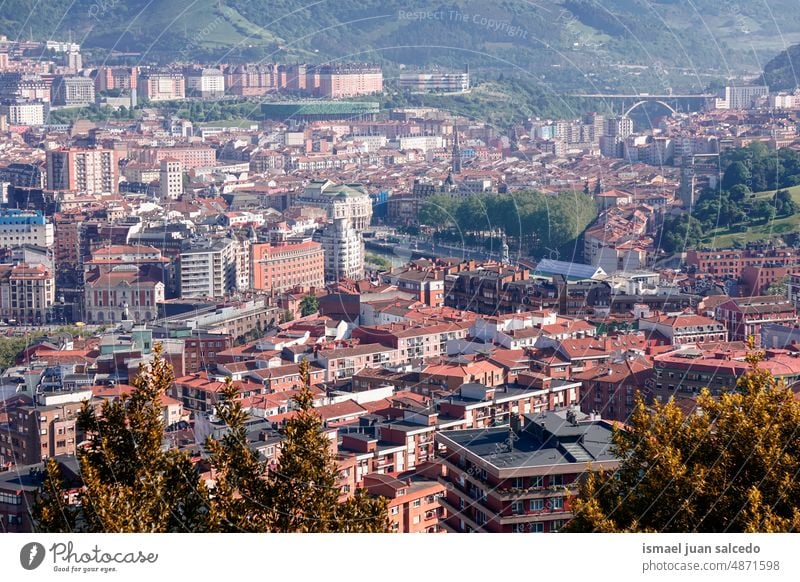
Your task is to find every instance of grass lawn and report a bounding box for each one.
[699,185,800,247]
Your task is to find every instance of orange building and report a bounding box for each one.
[363,473,446,533]
[250,241,324,293]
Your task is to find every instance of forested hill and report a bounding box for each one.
[4,0,800,91]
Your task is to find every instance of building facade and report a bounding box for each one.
[46,147,118,194]
[250,241,324,293]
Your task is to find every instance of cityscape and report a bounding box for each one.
[0,2,799,548]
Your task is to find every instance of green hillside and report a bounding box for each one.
[3,0,800,92]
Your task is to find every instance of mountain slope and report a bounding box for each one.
[3,0,800,91]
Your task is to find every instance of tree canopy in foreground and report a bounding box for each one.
[35,348,388,533]
[567,350,800,532]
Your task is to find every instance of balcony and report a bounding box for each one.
[437,496,488,533]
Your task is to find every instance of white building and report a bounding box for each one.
[179,238,238,298]
[398,70,469,93]
[159,158,183,200]
[185,69,225,98]
[0,210,54,249]
[0,102,45,126]
[320,218,364,282]
[295,179,373,230]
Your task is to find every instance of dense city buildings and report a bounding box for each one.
[5,28,800,538]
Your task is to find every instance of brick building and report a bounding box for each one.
[436,410,619,532]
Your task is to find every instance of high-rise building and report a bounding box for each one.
[159,158,183,200]
[250,240,324,293]
[185,68,225,98]
[138,70,185,101]
[0,101,44,125]
[0,209,54,249]
[46,147,118,194]
[51,75,95,107]
[295,179,373,230]
[715,84,769,110]
[313,64,382,98]
[179,238,238,298]
[320,218,364,282]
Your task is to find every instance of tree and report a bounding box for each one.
[35,344,214,532]
[722,161,751,191]
[751,199,777,224]
[205,378,274,532]
[32,458,77,533]
[418,194,455,228]
[299,294,320,317]
[567,349,800,532]
[728,184,750,203]
[266,359,389,532]
[775,189,798,216]
[207,359,390,532]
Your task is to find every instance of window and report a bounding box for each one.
[530,499,544,511]
[551,519,566,532]
[511,501,523,514]
[390,506,399,515]
[412,499,421,508]
[531,476,543,488]
[551,497,564,511]
[529,522,544,533]
[412,515,421,525]
[550,474,563,487]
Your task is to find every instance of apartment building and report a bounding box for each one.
[250,241,324,293]
[352,321,470,366]
[185,68,225,98]
[0,399,85,466]
[714,295,797,345]
[0,209,54,249]
[313,64,383,98]
[0,262,55,324]
[138,70,185,101]
[363,474,446,533]
[0,101,45,125]
[685,246,800,279]
[51,75,95,107]
[179,238,238,299]
[46,147,118,194]
[129,146,216,170]
[638,314,728,346]
[437,410,619,533]
[320,218,364,283]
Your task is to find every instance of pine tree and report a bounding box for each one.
[208,359,389,532]
[266,359,388,532]
[205,377,274,532]
[32,458,77,532]
[35,344,214,532]
[567,348,800,532]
